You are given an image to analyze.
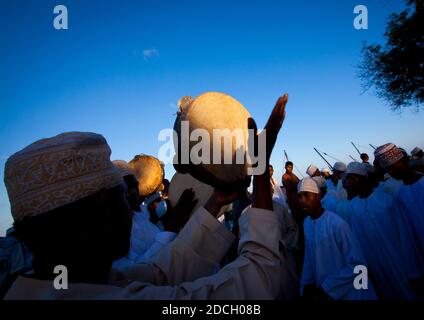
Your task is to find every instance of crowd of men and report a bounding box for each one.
[0,93,423,300]
[278,146,424,299]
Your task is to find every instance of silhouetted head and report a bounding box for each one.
[297,178,322,216]
[374,143,409,182]
[268,164,274,178]
[343,162,368,199]
[285,161,293,174]
[5,132,132,284]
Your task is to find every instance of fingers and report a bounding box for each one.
[180,188,195,201]
[276,93,288,122]
[248,117,258,160]
[263,93,289,161]
[266,93,288,131]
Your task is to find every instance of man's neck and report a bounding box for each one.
[403,172,422,186]
[359,185,373,199]
[309,207,325,220]
[347,192,358,201]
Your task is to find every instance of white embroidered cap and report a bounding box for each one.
[4,132,123,221]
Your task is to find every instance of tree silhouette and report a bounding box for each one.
[359,0,424,111]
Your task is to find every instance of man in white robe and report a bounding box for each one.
[321,167,331,180]
[343,162,415,299]
[269,164,288,208]
[314,176,340,213]
[6,204,289,299]
[375,143,424,297]
[306,164,320,177]
[5,92,295,300]
[326,162,348,200]
[111,161,178,269]
[298,177,376,300]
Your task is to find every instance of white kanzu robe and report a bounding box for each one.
[322,189,341,213]
[392,177,424,281]
[271,178,288,209]
[113,207,177,269]
[326,180,347,200]
[349,193,415,299]
[301,210,377,300]
[6,206,291,300]
[395,177,424,251]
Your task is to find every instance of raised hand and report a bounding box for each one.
[205,187,245,218]
[162,188,198,233]
[251,93,289,210]
[263,93,288,163]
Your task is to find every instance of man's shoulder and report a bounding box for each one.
[415,176,424,188]
[323,210,348,227]
[282,173,298,181]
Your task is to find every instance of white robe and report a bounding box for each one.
[322,190,340,213]
[331,198,354,225]
[380,178,403,197]
[271,178,288,209]
[130,207,161,256]
[301,210,377,300]
[326,179,338,192]
[349,193,415,299]
[326,179,347,200]
[396,177,424,250]
[113,231,177,269]
[6,206,293,300]
[392,177,424,280]
[113,207,177,269]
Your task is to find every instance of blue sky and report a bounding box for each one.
[1,0,423,235]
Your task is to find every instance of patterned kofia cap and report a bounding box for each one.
[4,132,123,221]
[374,143,405,168]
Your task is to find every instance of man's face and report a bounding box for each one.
[343,173,364,198]
[332,170,342,180]
[286,164,293,174]
[268,166,274,177]
[386,157,409,181]
[322,171,330,179]
[99,184,133,262]
[148,197,163,225]
[371,163,385,182]
[123,174,140,211]
[298,191,321,214]
[312,169,321,177]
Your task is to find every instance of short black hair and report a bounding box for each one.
[268,164,273,169]
[285,161,293,167]
[360,153,369,160]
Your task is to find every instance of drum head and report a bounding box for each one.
[129,154,164,197]
[173,92,252,188]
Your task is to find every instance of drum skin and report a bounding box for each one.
[173,92,251,188]
[129,154,164,197]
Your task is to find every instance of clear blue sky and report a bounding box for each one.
[1,0,423,235]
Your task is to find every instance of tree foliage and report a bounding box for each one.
[359,0,424,110]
